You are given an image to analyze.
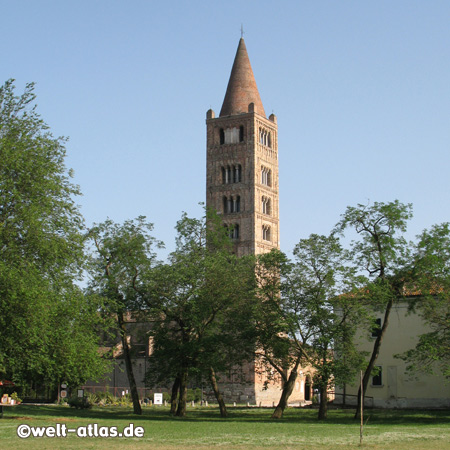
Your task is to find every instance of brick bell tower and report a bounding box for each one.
[206,38,279,257]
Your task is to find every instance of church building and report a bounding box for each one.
[204,38,309,406]
[206,38,280,258]
[82,37,311,407]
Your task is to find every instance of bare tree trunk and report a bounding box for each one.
[170,376,180,415]
[176,368,188,417]
[209,367,227,418]
[318,384,328,420]
[354,297,394,419]
[117,311,142,415]
[271,357,301,419]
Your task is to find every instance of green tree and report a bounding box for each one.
[255,239,365,420]
[146,210,255,417]
[0,79,106,389]
[290,235,367,420]
[334,200,413,418]
[88,216,162,415]
[398,222,450,377]
[42,288,113,390]
[253,249,298,419]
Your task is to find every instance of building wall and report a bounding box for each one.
[82,357,152,399]
[206,107,279,257]
[336,302,450,408]
[205,105,287,405]
[254,360,314,407]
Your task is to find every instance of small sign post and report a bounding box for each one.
[154,393,163,405]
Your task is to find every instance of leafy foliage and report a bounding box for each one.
[145,209,256,416]
[398,223,450,378]
[88,216,163,414]
[0,79,108,387]
[334,200,417,417]
[68,395,92,409]
[88,216,162,312]
[255,237,367,419]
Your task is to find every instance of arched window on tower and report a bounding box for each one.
[232,224,239,239]
[228,197,233,213]
[222,164,242,184]
[259,127,265,145]
[223,195,242,214]
[224,223,239,239]
[233,164,242,183]
[261,166,272,186]
[259,127,272,148]
[220,127,243,144]
[262,225,271,241]
[261,196,271,215]
[234,196,240,213]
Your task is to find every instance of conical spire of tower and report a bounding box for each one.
[219,38,266,117]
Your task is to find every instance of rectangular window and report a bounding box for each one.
[371,318,382,338]
[239,126,244,142]
[372,366,382,386]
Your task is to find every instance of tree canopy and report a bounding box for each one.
[334,200,416,417]
[146,210,256,417]
[0,79,108,390]
[87,216,162,414]
[398,222,450,378]
[254,238,366,420]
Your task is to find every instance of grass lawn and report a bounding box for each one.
[0,404,449,450]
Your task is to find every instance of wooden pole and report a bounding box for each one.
[360,370,363,445]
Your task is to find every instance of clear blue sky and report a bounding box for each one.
[2,1,450,255]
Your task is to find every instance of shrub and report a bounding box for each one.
[117,394,132,407]
[87,391,116,406]
[98,391,115,404]
[186,388,202,403]
[68,396,92,409]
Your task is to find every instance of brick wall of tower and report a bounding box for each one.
[253,114,279,255]
[206,105,284,406]
[206,110,279,257]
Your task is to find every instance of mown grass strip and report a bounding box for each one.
[0,405,448,450]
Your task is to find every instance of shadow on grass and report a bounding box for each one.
[4,404,450,426]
